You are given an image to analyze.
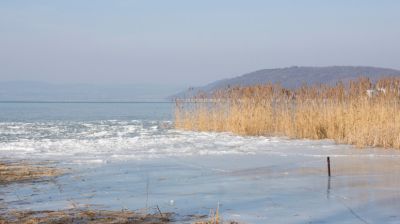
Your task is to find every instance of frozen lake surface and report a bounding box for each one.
[1,103,400,223]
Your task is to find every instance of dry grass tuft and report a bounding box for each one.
[0,161,63,185]
[193,204,239,224]
[0,209,172,224]
[175,77,400,149]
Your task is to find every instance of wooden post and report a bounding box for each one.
[327,156,331,177]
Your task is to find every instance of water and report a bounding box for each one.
[0,102,172,122]
[1,102,400,223]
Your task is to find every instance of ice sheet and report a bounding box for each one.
[1,120,400,223]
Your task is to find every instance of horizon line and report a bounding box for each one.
[0,100,174,104]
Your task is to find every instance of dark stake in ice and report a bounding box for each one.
[327,157,331,177]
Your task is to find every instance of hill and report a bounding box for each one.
[172,66,400,99]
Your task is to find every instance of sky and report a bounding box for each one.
[0,0,399,87]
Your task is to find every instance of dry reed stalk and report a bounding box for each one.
[175,77,400,149]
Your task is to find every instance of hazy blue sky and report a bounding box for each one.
[1,0,399,86]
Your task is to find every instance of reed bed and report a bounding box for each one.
[175,77,400,149]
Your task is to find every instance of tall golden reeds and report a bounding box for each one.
[175,77,400,149]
